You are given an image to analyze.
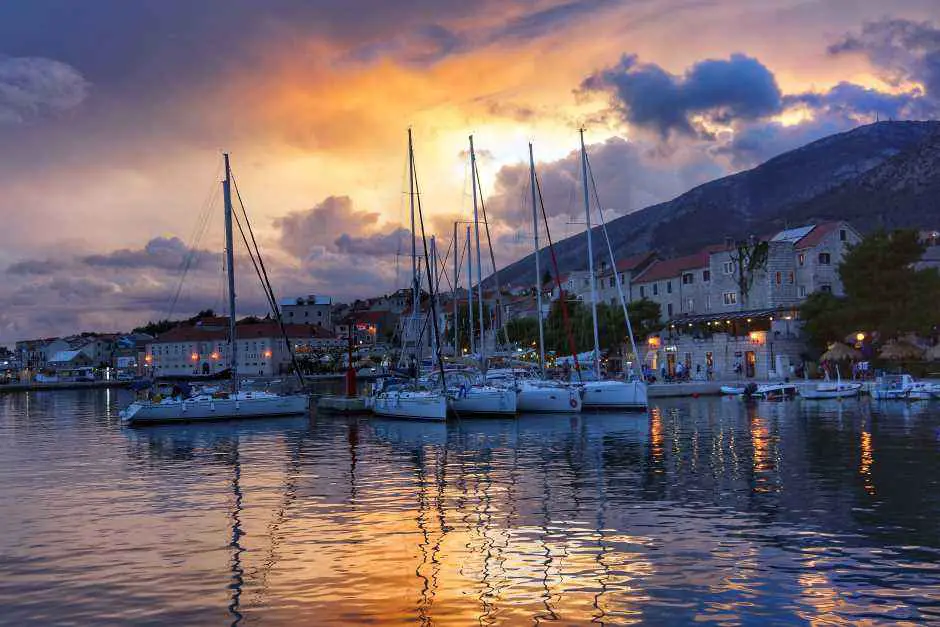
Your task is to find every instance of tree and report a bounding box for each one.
[626,298,663,342]
[839,229,940,339]
[799,229,940,349]
[799,291,850,357]
[505,317,539,348]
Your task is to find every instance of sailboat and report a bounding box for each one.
[372,129,448,421]
[575,129,648,411]
[798,367,861,399]
[444,135,517,417]
[488,143,582,414]
[120,155,309,425]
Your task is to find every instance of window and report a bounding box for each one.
[682,273,694,285]
[653,284,658,296]
[775,271,782,285]
[820,284,832,293]
[840,229,847,241]
[788,271,794,284]
[609,277,615,288]
[620,274,626,284]
[705,295,711,311]
[798,253,805,266]
[723,292,737,305]
[667,303,673,317]
[640,286,646,298]
[666,281,672,294]
[703,270,711,282]
[818,252,831,265]
[304,311,308,317]
[686,298,694,312]
[798,285,806,298]
[722,261,734,275]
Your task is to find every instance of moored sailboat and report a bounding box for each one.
[575,129,648,411]
[121,155,309,425]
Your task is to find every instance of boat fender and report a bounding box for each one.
[569,398,578,408]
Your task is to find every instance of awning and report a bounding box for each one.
[666,307,797,327]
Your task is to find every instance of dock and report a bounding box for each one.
[316,395,370,414]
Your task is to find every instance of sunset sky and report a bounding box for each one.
[2,0,939,343]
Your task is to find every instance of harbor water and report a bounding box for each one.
[1,388,939,625]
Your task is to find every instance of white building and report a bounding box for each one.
[146,318,337,377]
[281,295,332,329]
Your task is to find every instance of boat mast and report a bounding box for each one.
[453,221,459,358]
[467,225,475,357]
[222,153,239,393]
[529,143,546,376]
[408,128,419,364]
[470,136,485,369]
[579,129,602,378]
[430,235,438,367]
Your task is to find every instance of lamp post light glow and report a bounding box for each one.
[856,332,865,342]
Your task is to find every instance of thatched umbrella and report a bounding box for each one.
[820,342,862,362]
[925,343,940,362]
[879,339,925,361]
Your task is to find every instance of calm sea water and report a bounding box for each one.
[1,389,939,625]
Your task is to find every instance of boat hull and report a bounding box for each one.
[799,386,860,400]
[449,387,517,416]
[581,380,648,410]
[121,394,309,425]
[516,382,582,413]
[372,391,448,421]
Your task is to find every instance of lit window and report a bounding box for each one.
[798,253,805,266]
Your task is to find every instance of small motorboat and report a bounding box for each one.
[871,374,934,401]
[753,382,799,400]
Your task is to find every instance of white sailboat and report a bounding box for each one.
[121,155,309,425]
[372,129,448,421]
[439,136,518,417]
[575,129,648,411]
[499,142,583,414]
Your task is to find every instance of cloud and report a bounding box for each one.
[0,56,89,124]
[714,115,859,169]
[334,227,411,256]
[82,236,216,271]
[829,18,940,109]
[582,53,782,137]
[6,258,65,276]
[275,196,382,258]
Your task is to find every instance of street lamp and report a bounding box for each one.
[855,332,865,342]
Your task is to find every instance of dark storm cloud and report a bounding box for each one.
[581,53,783,137]
[714,115,858,169]
[81,236,215,271]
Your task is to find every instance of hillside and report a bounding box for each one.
[494,121,940,287]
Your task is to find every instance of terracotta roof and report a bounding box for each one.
[615,251,657,272]
[795,222,844,250]
[633,252,709,283]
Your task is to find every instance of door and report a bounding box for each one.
[666,353,676,378]
[745,351,756,378]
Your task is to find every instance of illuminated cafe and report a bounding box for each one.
[643,307,805,381]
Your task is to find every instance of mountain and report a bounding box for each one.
[495,121,940,288]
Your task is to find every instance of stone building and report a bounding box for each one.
[596,252,657,307]
[630,252,711,320]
